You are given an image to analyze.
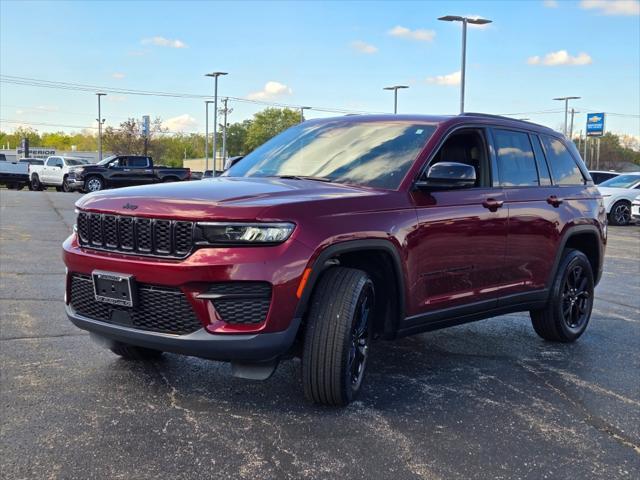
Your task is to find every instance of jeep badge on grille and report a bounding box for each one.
[122,203,138,210]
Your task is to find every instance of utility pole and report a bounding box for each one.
[596,138,601,170]
[205,72,228,173]
[553,96,580,137]
[438,15,492,113]
[219,98,233,162]
[569,108,577,140]
[204,101,213,170]
[583,132,588,167]
[96,93,107,161]
[300,106,311,123]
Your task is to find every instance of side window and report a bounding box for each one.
[46,157,57,167]
[530,134,552,186]
[430,129,491,187]
[493,129,539,187]
[541,135,585,185]
[128,157,149,168]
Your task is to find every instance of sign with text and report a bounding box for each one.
[16,147,56,159]
[586,113,605,137]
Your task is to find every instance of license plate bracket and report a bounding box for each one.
[92,270,136,308]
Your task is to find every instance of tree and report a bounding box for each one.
[244,108,300,152]
[576,132,640,170]
[225,120,252,156]
[103,117,168,161]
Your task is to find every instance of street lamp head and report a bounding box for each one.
[384,85,409,91]
[205,72,228,78]
[553,96,581,101]
[205,100,214,104]
[438,15,492,24]
[96,92,107,97]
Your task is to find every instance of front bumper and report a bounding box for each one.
[66,175,85,191]
[632,202,640,220]
[66,303,301,361]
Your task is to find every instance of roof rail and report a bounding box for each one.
[459,112,548,128]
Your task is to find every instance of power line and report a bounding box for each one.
[0,118,200,136]
[0,74,385,115]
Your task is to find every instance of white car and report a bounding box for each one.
[632,194,640,222]
[597,172,640,226]
[29,156,86,192]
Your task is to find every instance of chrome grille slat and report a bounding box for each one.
[76,212,194,258]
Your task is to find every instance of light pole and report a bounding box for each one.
[204,100,214,170]
[553,96,580,137]
[438,15,492,114]
[96,93,106,161]
[220,97,233,162]
[299,106,311,123]
[383,85,409,114]
[205,72,228,172]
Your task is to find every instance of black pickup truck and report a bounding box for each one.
[68,155,191,192]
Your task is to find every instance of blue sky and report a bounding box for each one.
[1,0,639,138]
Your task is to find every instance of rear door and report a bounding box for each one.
[124,156,155,185]
[490,128,564,301]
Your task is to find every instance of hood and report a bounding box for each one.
[76,177,385,221]
[597,186,632,196]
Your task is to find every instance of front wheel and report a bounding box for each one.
[62,176,71,192]
[85,176,104,192]
[530,249,594,343]
[302,267,375,406]
[608,200,631,226]
[30,174,44,191]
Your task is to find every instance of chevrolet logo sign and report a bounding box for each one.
[588,115,602,123]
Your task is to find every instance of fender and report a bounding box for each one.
[293,239,406,323]
[547,224,604,288]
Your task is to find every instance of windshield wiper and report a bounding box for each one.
[275,175,333,183]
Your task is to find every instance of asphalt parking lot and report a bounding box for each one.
[1,189,639,479]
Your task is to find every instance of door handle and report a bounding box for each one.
[482,198,504,212]
[547,195,564,208]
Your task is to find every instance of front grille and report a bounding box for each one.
[69,274,202,335]
[207,282,272,325]
[77,212,194,258]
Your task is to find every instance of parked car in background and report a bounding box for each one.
[202,170,224,178]
[29,156,87,192]
[589,170,619,185]
[190,171,203,180]
[20,158,44,167]
[63,113,605,406]
[224,156,244,170]
[0,159,29,190]
[631,194,640,223]
[597,172,640,225]
[67,155,191,192]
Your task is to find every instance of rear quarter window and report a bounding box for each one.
[541,135,585,185]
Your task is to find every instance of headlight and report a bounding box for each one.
[195,222,295,245]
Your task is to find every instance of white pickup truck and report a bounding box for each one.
[0,159,30,190]
[29,156,87,192]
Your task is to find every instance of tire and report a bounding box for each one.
[30,174,44,191]
[55,186,63,192]
[62,176,71,192]
[16,184,25,191]
[109,342,163,360]
[608,200,631,226]
[530,249,594,343]
[85,175,104,192]
[302,267,375,406]
[163,177,178,183]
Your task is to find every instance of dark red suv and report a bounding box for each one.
[63,113,606,405]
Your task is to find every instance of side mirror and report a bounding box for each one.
[58,164,63,169]
[416,162,476,190]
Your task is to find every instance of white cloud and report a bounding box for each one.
[464,15,493,29]
[35,105,58,112]
[543,0,559,7]
[247,81,293,100]
[15,109,24,115]
[388,25,436,41]
[426,71,461,86]
[350,40,378,54]
[580,0,639,15]
[111,72,125,80]
[163,114,197,132]
[141,36,187,49]
[528,50,593,66]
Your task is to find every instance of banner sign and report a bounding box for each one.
[586,113,605,137]
[16,147,56,159]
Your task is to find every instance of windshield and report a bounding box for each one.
[98,155,117,166]
[599,174,640,189]
[225,120,437,189]
[64,159,84,166]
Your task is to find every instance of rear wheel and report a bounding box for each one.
[302,267,375,406]
[109,342,163,360]
[62,176,71,192]
[608,200,631,226]
[30,174,44,191]
[530,249,594,342]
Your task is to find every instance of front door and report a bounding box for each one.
[408,128,508,319]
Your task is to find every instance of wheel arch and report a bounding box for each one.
[549,225,604,287]
[294,239,406,338]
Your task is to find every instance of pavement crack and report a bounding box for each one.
[0,332,89,341]
[155,369,202,435]
[518,361,640,455]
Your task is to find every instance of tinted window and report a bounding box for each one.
[599,174,640,189]
[226,120,437,189]
[531,135,552,186]
[64,158,84,166]
[541,135,584,185]
[493,129,538,186]
[128,157,149,167]
[47,157,62,167]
